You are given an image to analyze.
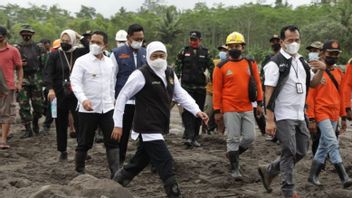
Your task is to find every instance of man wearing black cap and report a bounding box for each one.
[175,31,214,147]
[17,24,44,138]
[306,40,352,188]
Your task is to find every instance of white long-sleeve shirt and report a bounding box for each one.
[110,46,138,104]
[113,66,201,141]
[70,53,116,113]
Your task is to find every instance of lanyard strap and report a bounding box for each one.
[291,59,299,79]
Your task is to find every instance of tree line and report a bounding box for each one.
[0,0,351,65]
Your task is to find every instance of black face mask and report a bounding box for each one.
[325,56,338,66]
[228,49,242,59]
[61,43,72,51]
[22,35,32,42]
[271,43,281,52]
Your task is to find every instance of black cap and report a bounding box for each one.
[269,34,280,42]
[0,26,7,36]
[322,40,341,52]
[190,31,201,39]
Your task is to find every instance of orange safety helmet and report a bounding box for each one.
[52,39,61,49]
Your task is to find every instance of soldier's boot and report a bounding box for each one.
[32,116,40,135]
[334,163,352,188]
[106,148,120,179]
[21,123,33,139]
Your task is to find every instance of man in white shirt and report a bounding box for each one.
[110,24,147,165]
[258,25,326,198]
[70,31,118,178]
[111,41,208,198]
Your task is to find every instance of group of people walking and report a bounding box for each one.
[1,22,352,198]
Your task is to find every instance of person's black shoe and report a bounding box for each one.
[106,148,120,179]
[32,117,40,136]
[75,151,87,174]
[112,168,134,187]
[20,123,33,139]
[163,176,182,198]
[59,151,68,161]
[184,139,193,148]
[258,165,274,193]
[69,131,77,138]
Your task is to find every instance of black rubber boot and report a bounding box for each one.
[239,146,248,155]
[20,123,33,139]
[308,160,323,186]
[163,176,182,198]
[112,168,135,187]
[334,163,352,188]
[106,148,120,179]
[32,116,40,135]
[228,151,242,179]
[75,151,87,174]
[59,151,68,161]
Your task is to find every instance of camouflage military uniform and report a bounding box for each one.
[17,39,44,138]
[175,44,214,146]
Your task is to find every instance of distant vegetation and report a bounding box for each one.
[1,0,351,64]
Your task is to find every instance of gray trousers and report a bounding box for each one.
[223,111,256,152]
[267,119,310,198]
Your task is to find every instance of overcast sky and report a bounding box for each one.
[1,0,311,18]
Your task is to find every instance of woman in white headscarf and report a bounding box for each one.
[44,29,89,161]
[111,41,208,197]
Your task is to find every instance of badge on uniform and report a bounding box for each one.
[184,53,191,57]
[296,83,303,94]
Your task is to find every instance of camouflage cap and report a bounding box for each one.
[306,41,323,51]
[20,24,35,34]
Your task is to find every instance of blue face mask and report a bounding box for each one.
[219,51,227,61]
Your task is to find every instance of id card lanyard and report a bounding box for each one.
[292,59,304,94]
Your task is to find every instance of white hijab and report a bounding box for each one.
[60,29,78,52]
[146,41,168,84]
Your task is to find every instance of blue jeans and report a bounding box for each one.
[314,119,342,164]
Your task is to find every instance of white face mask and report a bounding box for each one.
[130,40,143,49]
[149,58,167,70]
[284,42,300,55]
[116,42,124,48]
[308,52,319,62]
[90,44,103,55]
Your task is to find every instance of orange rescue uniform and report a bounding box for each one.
[307,68,346,122]
[212,58,263,113]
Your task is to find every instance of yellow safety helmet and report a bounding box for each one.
[226,32,245,45]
